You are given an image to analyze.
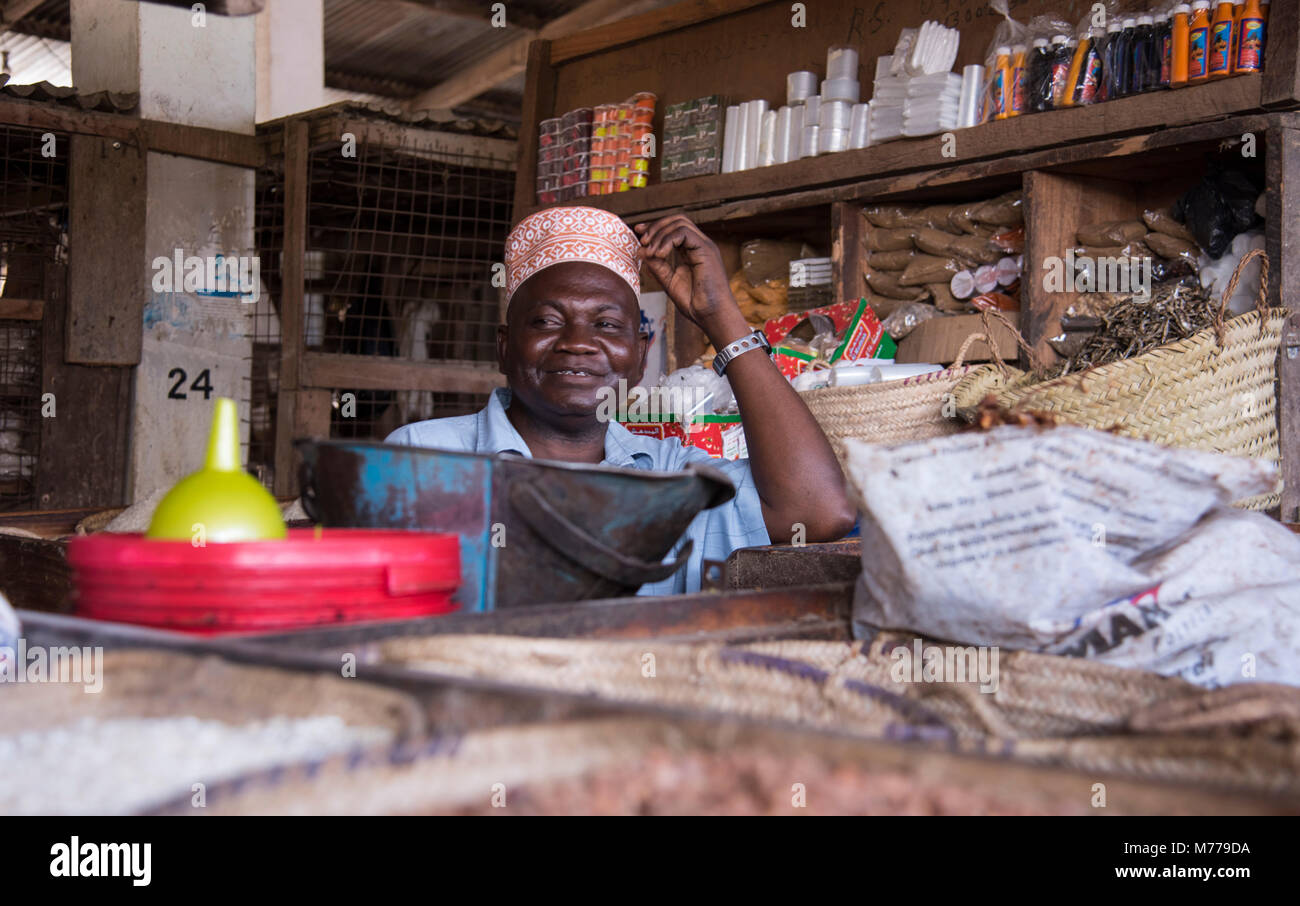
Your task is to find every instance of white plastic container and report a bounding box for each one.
[957,64,984,128]
[819,99,853,130]
[821,77,861,102]
[721,104,740,173]
[787,70,818,105]
[827,45,859,81]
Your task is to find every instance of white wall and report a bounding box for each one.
[256,0,325,122]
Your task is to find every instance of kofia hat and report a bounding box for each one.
[505,206,641,302]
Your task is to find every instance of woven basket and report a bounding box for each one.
[950,249,1288,510]
[362,633,1300,797]
[798,332,1000,463]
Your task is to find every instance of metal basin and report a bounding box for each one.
[295,440,735,611]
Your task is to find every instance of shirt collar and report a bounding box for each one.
[478,387,655,468]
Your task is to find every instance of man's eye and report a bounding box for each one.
[596,320,622,329]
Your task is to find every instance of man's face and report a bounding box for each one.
[498,261,648,422]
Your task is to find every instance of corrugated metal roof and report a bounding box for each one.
[0,31,71,86]
[0,77,138,112]
[261,98,517,141]
[2,0,662,123]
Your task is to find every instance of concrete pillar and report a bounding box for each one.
[71,0,259,503]
[256,0,325,122]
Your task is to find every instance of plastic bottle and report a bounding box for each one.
[1111,18,1135,97]
[1133,14,1157,93]
[1043,35,1068,109]
[1228,0,1245,72]
[991,45,1013,119]
[1063,34,1090,106]
[1011,43,1028,115]
[1232,0,1263,72]
[1098,19,1123,101]
[1157,10,1173,87]
[1050,36,1075,107]
[1208,0,1236,77]
[1235,0,1266,72]
[1027,37,1054,112]
[1078,30,1105,104]
[1189,1,1212,82]
[1261,0,1270,58]
[1171,3,1192,86]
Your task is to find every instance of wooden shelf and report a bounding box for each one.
[521,76,1270,222]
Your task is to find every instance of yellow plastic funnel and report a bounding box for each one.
[146,397,287,542]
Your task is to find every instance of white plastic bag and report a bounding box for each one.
[844,426,1300,687]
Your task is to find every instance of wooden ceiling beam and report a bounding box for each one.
[405,0,667,111]
[0,0,46,38]
[395,0,545,30]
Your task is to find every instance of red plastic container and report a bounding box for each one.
[67,529,460,635]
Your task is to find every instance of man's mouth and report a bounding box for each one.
[548,369,601,377]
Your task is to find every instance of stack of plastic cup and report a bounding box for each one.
[818,98,852,153]
[558,107,592,200]
[722,105,741,173]
[787,70,818,105]
[822,44,861,104]
[801,95,821,158]
[536,117,562,204]
[849,103,870,149]
[588,93,656,194]
[957,64,984,129]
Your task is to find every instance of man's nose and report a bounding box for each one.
[554,323,599,353]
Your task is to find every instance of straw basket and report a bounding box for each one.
[950,249,1288,510]
[798,332,999,463]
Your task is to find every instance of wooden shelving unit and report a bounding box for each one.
[517,0,1300,520]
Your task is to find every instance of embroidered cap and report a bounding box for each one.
[505,206,641,302]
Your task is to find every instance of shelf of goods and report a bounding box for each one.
[515,0,1300,523]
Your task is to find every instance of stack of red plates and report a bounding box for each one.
[67,529,460,635]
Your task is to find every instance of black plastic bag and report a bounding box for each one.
[1172,162,1262,259]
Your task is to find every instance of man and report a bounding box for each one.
[386,206,855,595]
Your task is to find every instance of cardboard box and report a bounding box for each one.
[620,414,746,459]
[895,313,1021,365]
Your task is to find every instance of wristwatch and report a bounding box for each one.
[712,329,772,376]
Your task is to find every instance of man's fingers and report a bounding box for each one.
[638,214,697,255]
[650,224,698,261]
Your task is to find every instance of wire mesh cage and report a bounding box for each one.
[0,124,68,511]
[329,389,488,441]
[252,112,514,488]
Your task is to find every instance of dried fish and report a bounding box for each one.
[1048,277,1216,377]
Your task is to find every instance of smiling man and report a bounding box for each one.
[386,206,855,595]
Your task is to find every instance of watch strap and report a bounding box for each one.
[712,329,772,376]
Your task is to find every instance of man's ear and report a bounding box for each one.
[630,327,649,387]
[496,323,509,376]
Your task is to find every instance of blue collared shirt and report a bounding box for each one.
[384,388,770,596]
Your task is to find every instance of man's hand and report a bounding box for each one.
[634,216,745,343]
[635,213,855,546]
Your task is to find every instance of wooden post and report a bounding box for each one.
[36,261,132,508]
[515,39,556,224]
[1262,0,1300,107]
[66,135,147,365]
[273,119,308,498]
[1021,170,1137,365]
[831,202,865,308]
[1266,123,1300,522]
